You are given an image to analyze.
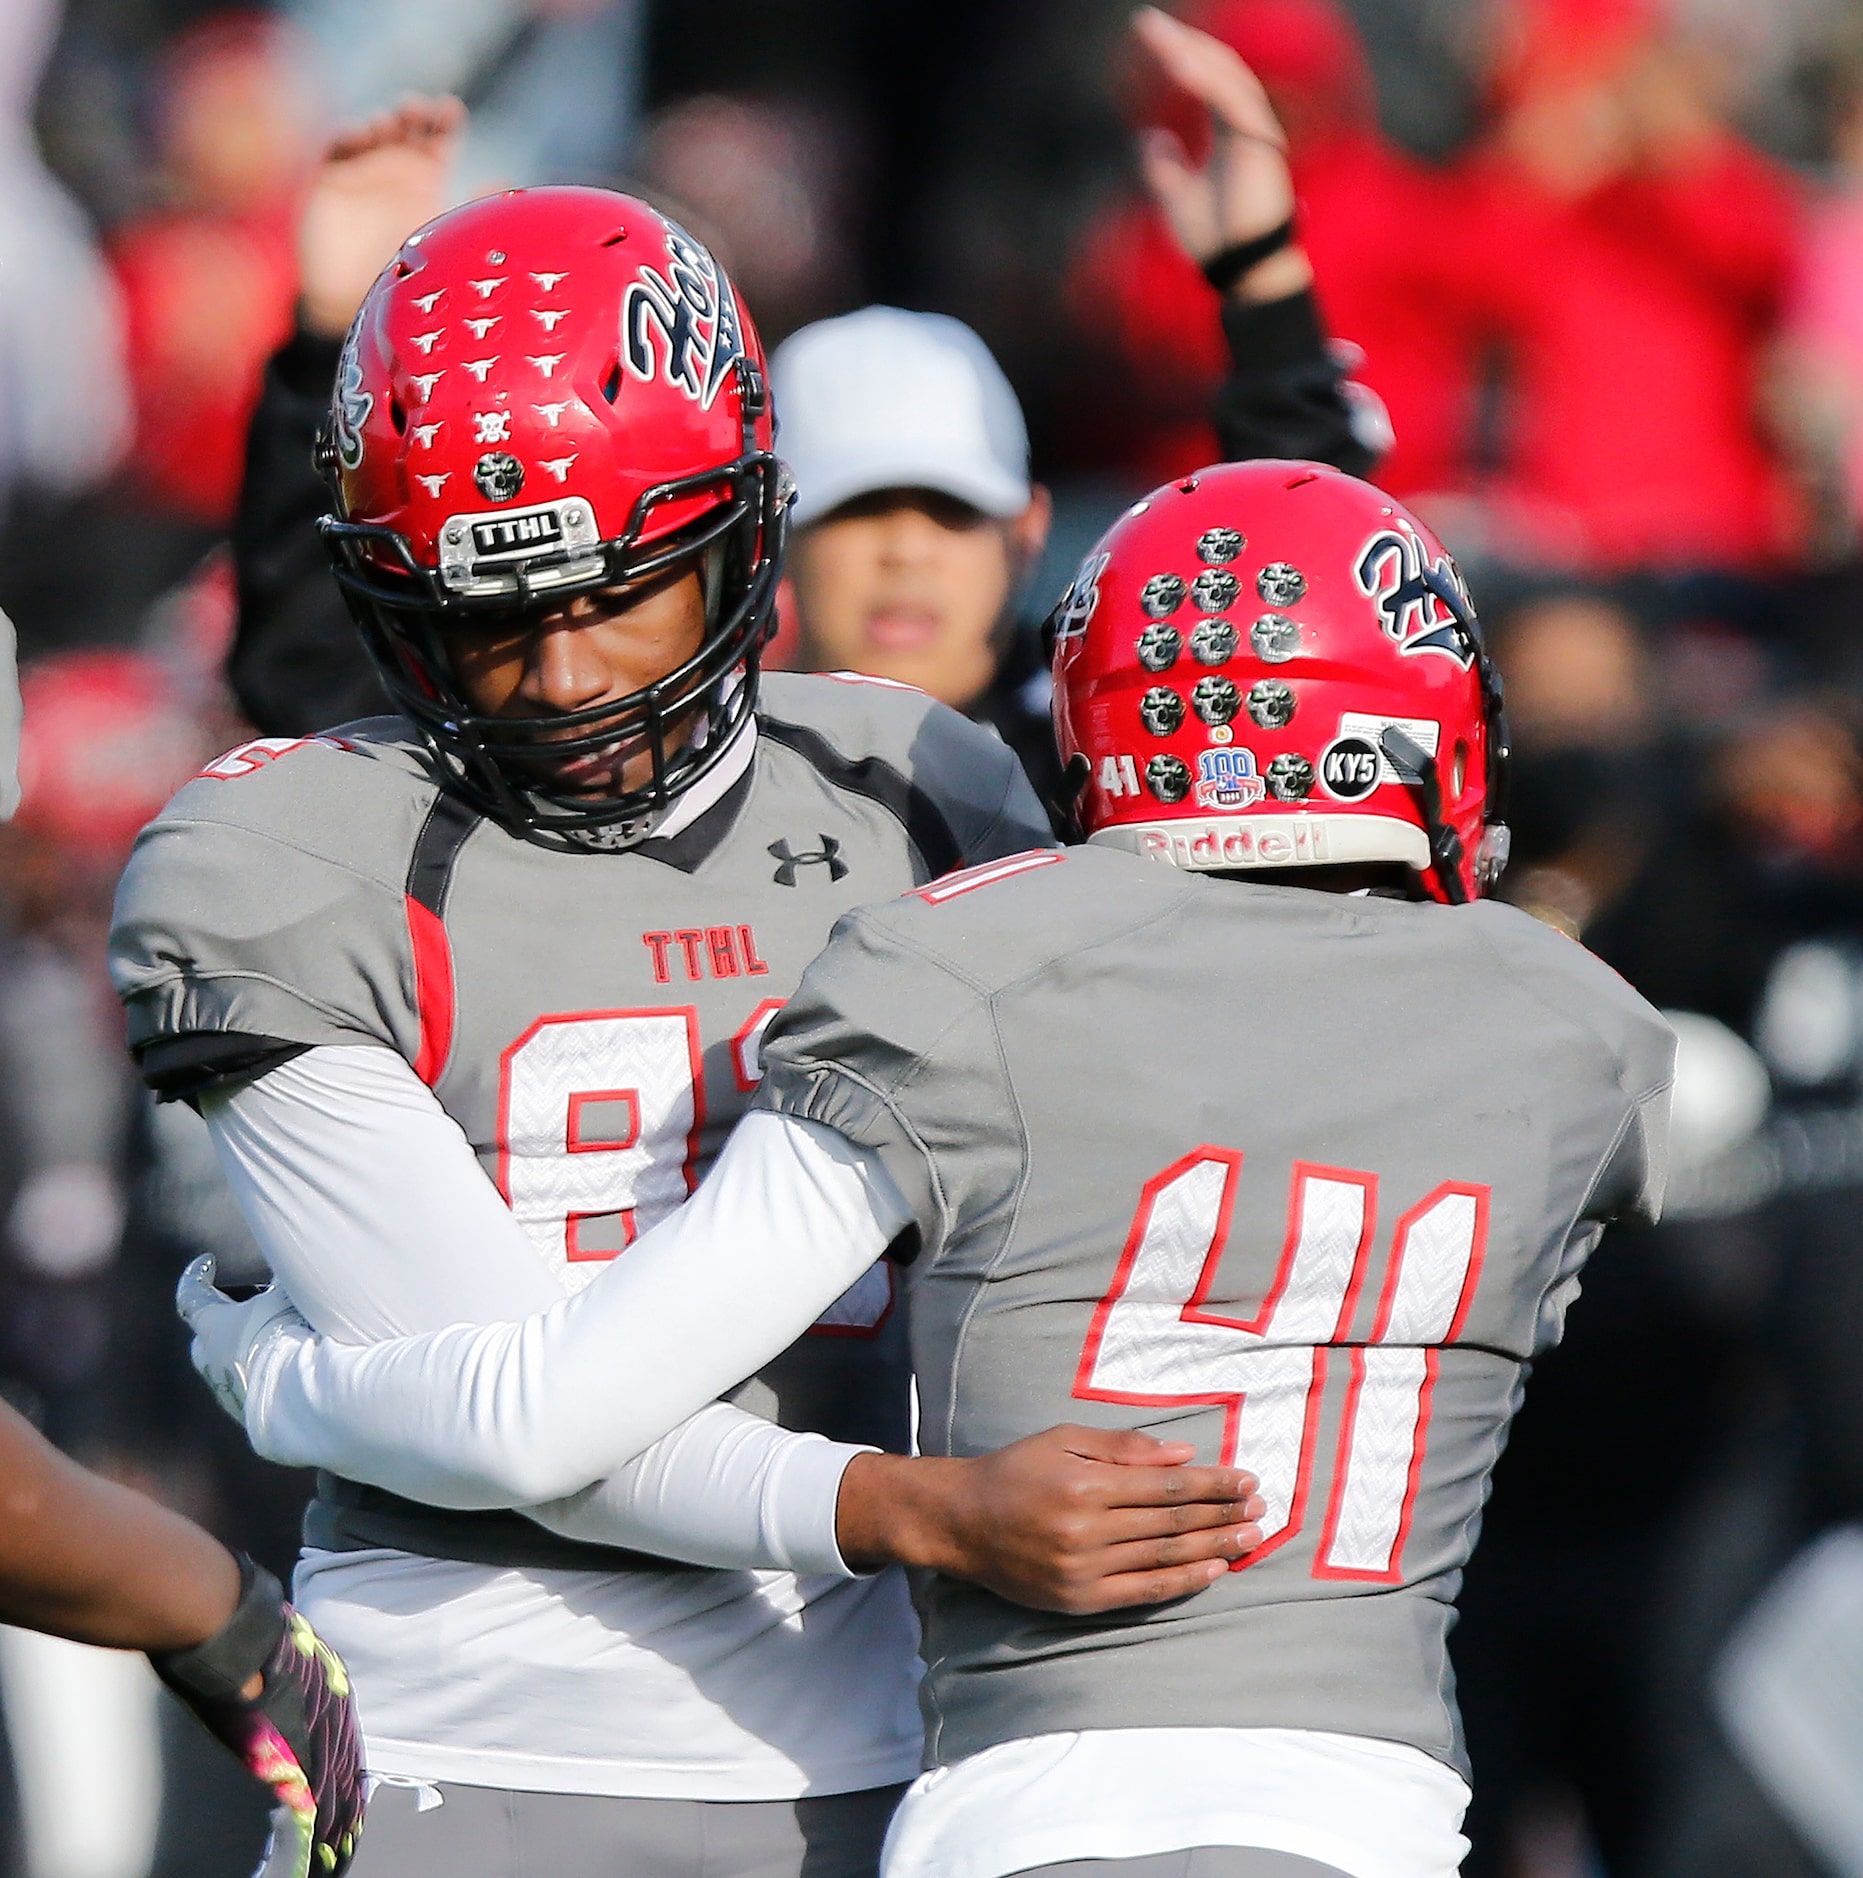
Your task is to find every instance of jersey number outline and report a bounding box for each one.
[1074,1150,1487,1582]
[495,1007,893,1333]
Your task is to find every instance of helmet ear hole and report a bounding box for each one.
[1451,739,1469,798]
[601,357,622,403]
[389,396,407,436]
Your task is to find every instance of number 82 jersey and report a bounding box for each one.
[110,672,1053,1554]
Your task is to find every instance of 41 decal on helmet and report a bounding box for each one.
[622,220,746,412]
[1354,518,1473,667]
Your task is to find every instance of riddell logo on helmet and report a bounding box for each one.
[1142,820,1331,869]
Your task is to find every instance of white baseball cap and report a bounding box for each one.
[771,307,1032,530]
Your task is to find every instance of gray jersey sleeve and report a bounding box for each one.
[109,741,425,1070]
[1468,902,1676,1224]
[755,903,1006,1248]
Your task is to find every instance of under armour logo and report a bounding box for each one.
[770,836,849,887]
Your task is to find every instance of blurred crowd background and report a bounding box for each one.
[5,0,1863,1873]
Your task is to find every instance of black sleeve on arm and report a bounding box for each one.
[134,1032,310,1105]
[227,326,389,737]
[1210,288,1376,477]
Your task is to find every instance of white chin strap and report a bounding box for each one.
[1088,813,1431,875]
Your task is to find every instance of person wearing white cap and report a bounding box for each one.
[773,306,1054,720]
[765,10,1386,816]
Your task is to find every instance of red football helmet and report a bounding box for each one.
[318,187,785,850]
[1049,461,1508,903]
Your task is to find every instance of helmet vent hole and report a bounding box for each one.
[600,228,628,246]
[601,357,622,403]
[389,396,407,436]
[392,259,414,279]
[1178,476,1200,495]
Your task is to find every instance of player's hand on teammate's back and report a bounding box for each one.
[177,1255,310,1426]
[838,1426,1266,1614]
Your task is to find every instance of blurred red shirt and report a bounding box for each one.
[1070,129,1477,499]
[1451,131,1803,570]
[111,210,297,526]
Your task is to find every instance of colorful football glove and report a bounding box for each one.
[149,1555,365,1875]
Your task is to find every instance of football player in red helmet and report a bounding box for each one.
[179,457,1671,1878]
[317,184,787,849]
[116,188,1264,1878]
[1049,457,1510,904]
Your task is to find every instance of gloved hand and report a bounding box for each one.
[149,1555,366,1876]
[176,1255,308,1424]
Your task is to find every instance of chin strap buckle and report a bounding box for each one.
[1380,725,1469,906]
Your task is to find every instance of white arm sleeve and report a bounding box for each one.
[204,1045,909,1564]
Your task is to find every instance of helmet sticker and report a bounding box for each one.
[1194,747,1264,810]
[1319,735,1381,801]
[1136,622,1181,671]
[1099,753,1143,797]
[622,219,747,411]
[1250,614,1301,662]
[1197,527,1245,566]
[1190,568,1240,613]
[1139,573,1187,620]
[1139,687,1186,736]
[1245,679,1295,729]
[1146,753,1192,803]
[1192,675,1240,727]
[1353,520,1474,665]
[333,326,371,472]
[1257,563,1307,607]
[1189,619,1238,665]
[1337,710,1440,781]
[474,411,513,443]
[474,452,525,501]
[1266,752,1315,800]
[1053,549,1112,642]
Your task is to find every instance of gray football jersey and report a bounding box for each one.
[756,842,1674,1777]
[111,671,1050,1566]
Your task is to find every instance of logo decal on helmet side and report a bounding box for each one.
[333,327,372,471]
[622,221,747,412]
[1354,521,1473,666]
[1053,550,1112,642]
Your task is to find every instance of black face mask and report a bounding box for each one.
[1505,745,1656,863]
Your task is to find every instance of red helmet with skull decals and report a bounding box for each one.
[319,186,785,851]
[1049,460,1508,903]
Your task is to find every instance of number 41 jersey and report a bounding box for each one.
[757,842,1675,1780]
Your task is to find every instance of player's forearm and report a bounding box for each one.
[0,1404,239,1652]
[521,1403,866,1576]
[241,1109,908,1504]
